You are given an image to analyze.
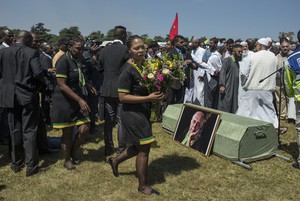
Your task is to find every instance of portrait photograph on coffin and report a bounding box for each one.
[173,104,222,156]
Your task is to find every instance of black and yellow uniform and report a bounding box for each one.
[52,53,90,128]
[118,63,155,145]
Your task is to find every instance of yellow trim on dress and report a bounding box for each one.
[53,119,90,129]
[139,136,156,145]
[56,74,67,78]
[118,88,130,93]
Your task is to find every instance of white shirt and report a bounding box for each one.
[191,47,206,77]
[113,39,123,45]
[207,51,222,75]
[1,42,10,48]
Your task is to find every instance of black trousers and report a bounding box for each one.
[204,74,219,109]
[8,98,39,174]
[166,86,184,105]
[41,90,53,125]
[103,97,125,154]
[0,108,10,144]
[87,93,99,129]
[37,106,49,151]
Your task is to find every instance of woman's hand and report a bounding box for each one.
[148,92,165,102]
[89,86,98,95]
[78,99,91,115]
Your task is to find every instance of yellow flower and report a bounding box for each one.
[162,68,170,75]
[147,73,155,79]
[165,60,173,68]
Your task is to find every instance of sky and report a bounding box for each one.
[1,0,299,41]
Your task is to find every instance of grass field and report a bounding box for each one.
[0,120,299,201]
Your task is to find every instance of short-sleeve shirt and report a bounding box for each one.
[118,63,151,117]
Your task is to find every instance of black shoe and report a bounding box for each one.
[104,149,113,156]
[107,157,119,177]
[26,166,49,177]
[10,163,24,173]
[292,163,300,169]
[71,156,81,165]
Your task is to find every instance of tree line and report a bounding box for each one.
[0,22,296,51]
[0,23,170,51]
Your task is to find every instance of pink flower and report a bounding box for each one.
[157,74,164,82]
[143,75,147,80]
[155,85,161,89]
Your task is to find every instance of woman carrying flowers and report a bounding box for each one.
[108,35,164,195]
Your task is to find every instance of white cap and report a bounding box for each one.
[257,38,269,47]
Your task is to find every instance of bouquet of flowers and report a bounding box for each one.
[140,54,186,122]
[141,54,186,94]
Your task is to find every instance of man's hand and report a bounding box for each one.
[219,86,225,94]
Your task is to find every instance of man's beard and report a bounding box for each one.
[235,54,242,61]
[242,50,248,57]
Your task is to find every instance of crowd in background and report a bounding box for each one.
[0,26,300,194]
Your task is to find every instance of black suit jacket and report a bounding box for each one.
[0,43,45,108]
[0,44,7,50]
[40,53,55,91]
[98,41,128,98]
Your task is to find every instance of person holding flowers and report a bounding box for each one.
[108,35,164,195]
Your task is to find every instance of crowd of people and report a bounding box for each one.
[0,25,300,195]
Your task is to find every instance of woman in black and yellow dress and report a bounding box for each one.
[108,35,164,195]
[52,36,90,170]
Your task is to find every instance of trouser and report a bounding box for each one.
[103,97,125,153]
[8,98,39,173]
[275,86,288,120]
[204,74,219,109]
[41,91,53,125]
[87,93,99,129]
[0,107,10,144]
[166,86,184,105]
[98,96,105,121]
[296,101,300,162]
[37,106,49,151]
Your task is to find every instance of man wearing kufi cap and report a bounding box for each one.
[238,41,254,105]
[190,37,208,105]
[236,38,278,129]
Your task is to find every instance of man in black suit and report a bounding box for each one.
[167,35,195,105]
[98,26,128,156]
[39,42,55,126]
[0,30,45,176]
[0,28,14,145]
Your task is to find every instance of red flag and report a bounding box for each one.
[169,13,178,40]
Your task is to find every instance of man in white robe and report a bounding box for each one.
[190,38,206,106]
[236,38,278,128]
[238,41,253,106]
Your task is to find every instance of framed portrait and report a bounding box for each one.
[173,104,222,156]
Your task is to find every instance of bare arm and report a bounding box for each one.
[57,77,90,114]
[119,91,165,104]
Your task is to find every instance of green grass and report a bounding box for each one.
[0,121,299,201]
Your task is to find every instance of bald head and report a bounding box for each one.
[15,30,33,47]
[40,42,53,56]
[189,111,205,133]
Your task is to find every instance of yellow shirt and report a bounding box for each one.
[52,50,65,68]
